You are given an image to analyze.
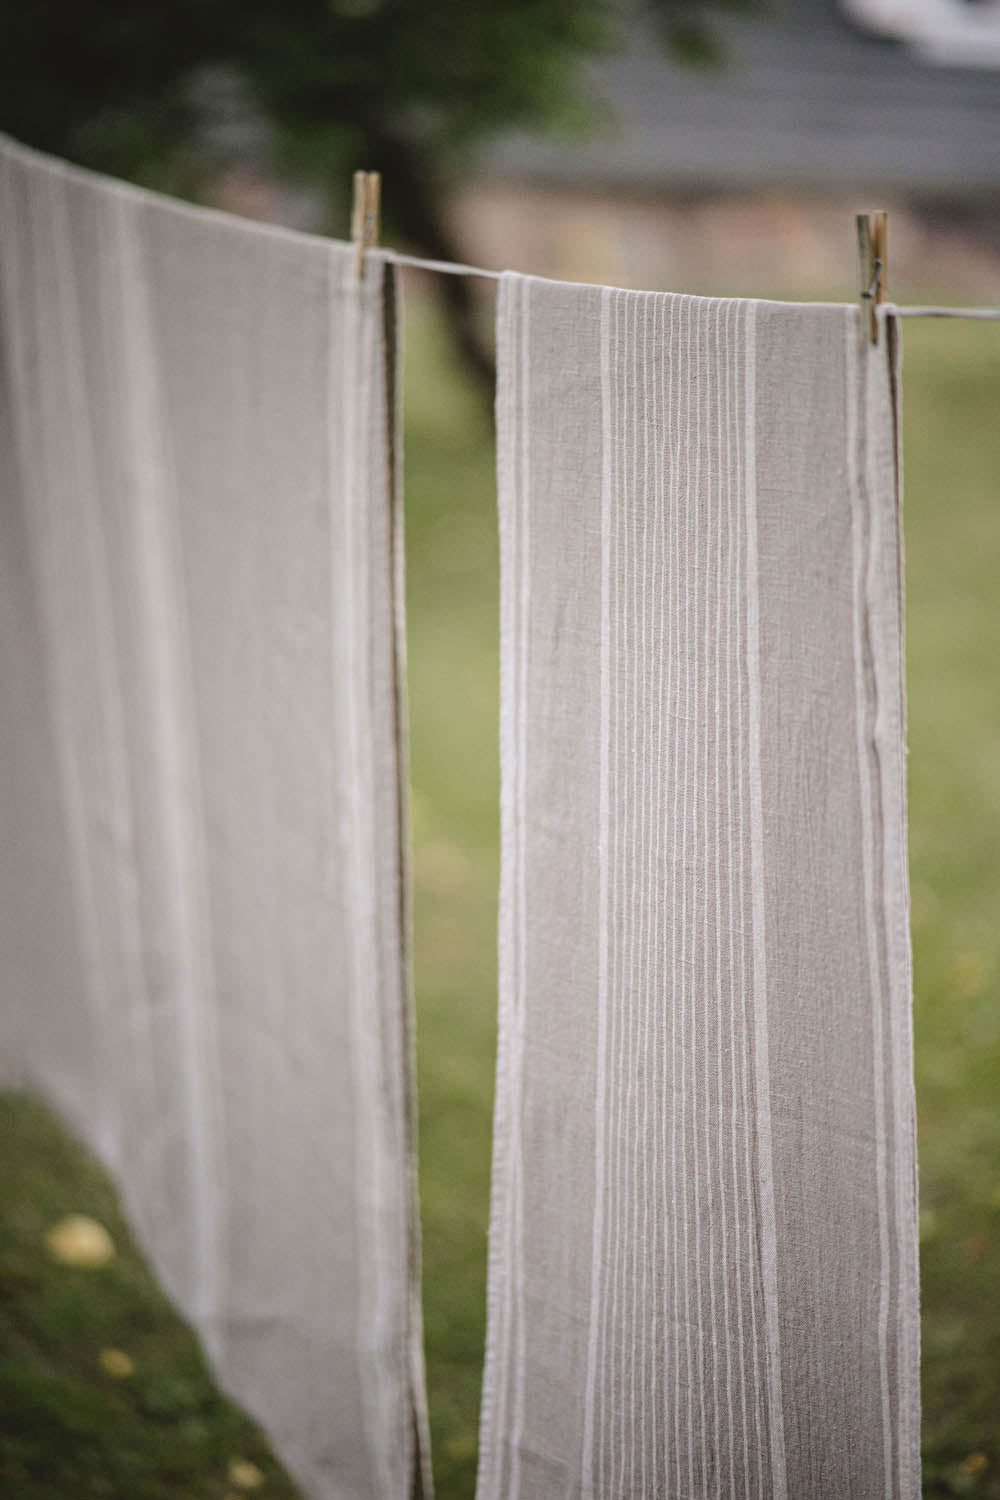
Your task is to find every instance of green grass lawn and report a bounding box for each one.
[902,317,1000,1498]
[1,294,998,1499]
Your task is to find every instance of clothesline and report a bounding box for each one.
[886,303,1000,320]
[379,248,1000,320]
[380,248,501,281]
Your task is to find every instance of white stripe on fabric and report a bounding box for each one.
[734,301,767,1497]
[581,281,615,1500]
[509,262,533,1500]
[742,300,788,1500]
[847,316,897,1500]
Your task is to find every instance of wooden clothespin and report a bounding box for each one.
[857,211,888,345]
[351,170,381,279]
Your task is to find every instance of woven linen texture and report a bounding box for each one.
[0,136,429,1500]
[479,274,919,1500]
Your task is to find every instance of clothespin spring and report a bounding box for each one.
[857,211,888,345]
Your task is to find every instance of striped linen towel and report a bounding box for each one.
[0,135,429,1500]
[479,273,919,1500]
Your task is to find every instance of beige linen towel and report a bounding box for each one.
[479,274,919,1500]
[0,135,429,1500]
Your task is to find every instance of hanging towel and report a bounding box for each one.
[479,274,919,1500]
[0,135,429,1500]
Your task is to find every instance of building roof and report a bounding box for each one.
[484,0,1000,195]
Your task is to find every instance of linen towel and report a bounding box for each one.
[0,136,430,1500]
[479,274,919,1500]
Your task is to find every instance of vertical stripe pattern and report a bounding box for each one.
[480,274,919,1500]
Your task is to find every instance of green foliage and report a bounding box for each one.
[0,0,738,194]
[0,0,753,384]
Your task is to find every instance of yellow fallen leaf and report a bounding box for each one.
[228,1459,264,1489]
[960,1452,988,1476]
[44,1214,115,1268]
[98,1348,134,1378]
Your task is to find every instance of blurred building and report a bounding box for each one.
[450,0,1000,299]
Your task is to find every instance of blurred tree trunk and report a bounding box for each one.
[365,131,497,409]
